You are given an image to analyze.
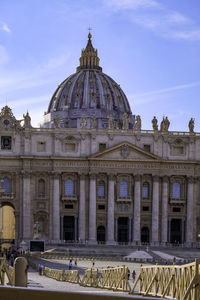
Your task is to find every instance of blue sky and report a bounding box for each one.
[0,0,200,131]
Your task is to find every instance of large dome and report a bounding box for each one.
[43,33,135,129]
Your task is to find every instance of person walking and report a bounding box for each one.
[69,259,72,270]
[132,270,136,282]
[38,263,43,275]
[92,258,95,267]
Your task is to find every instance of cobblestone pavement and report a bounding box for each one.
[27,258,141,294]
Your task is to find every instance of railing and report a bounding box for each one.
[29,257,131,293]
[99,265,131,292]
[130,259,200,300]
[28,258,80,283]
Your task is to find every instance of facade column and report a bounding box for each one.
[60,216,64,240]
[161,176,168,244]
[22,174,31,240]
[133,175,141,243]
[52,174,60,241]
[129,217,132,243]
[186,177,194,244]
[115,217,118,242]
[88,173,97,244]
[74,216,78,241]
[0,204,2,239]
[181,219,185,244]
[152,175,159,244]
[107,174,115,245]
[78,174,86,243]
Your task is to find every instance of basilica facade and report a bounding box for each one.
[0,34,199,248]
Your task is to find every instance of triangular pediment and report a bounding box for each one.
[90,141,161,161]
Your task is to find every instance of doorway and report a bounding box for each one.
[63,216,75,241]
[141,227,150,243]
[97,226,105,242]
[0,203,15,250]
[170,219,182,244]
[118,217,129,243]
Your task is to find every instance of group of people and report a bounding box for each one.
[68,258,78,270]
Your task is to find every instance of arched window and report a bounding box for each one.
[38,179,45,197]
[172,182,181,199]
[120,180,128,197]
[142,182,149,199]
[2,177,11,194]
[65,179,74,196]
[97,181,105,197]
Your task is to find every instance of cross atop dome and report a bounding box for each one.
[88,26,92,39]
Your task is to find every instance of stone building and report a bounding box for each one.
[0,34,199,248]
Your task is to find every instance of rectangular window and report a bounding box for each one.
[99,143,106,152]
[1,136,12,150]
[65,204,73,209]
[172,207,181,212]
[143,144,151,152]
[37,141,46,152]
[98,205,105,210]
[172,146,184,155]
[64,143,75,152]
[142,206,149,211]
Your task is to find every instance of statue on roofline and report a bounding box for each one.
[23,111,31,128]
[80,115,87,128]
[152,116,158,131]
[188,118,194,133]
[108,115,114,130]
[135,115,141,130]
[122,112,129,130]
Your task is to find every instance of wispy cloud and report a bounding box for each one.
[0,45,9,66]
[0,22,11,33]
[105,0,200,41]
[105,0,160,10]
[134,81,200,98]
[171,30,200,41]
[0,51,71,94]
[130,81,200,105]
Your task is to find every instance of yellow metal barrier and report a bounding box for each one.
[43,267,80,283]
[80,268,99,287]
[130,259,200,300]
[0,257,14,286]
[63,270,80,283]
[99,265,131,292]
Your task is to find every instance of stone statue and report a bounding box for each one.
[108,115,114,130]
[33,221,41,239]
[165,117,170,131]
[188,118,194,133]
[23,111,31,128]
[91,114,96,129]
[53,115,59,128]
[122,113,129,130]
[135,115,141,130]
[160,116,170,132]
[116,121,120,130]
[152,116,158,131]
[80,115,87,128]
